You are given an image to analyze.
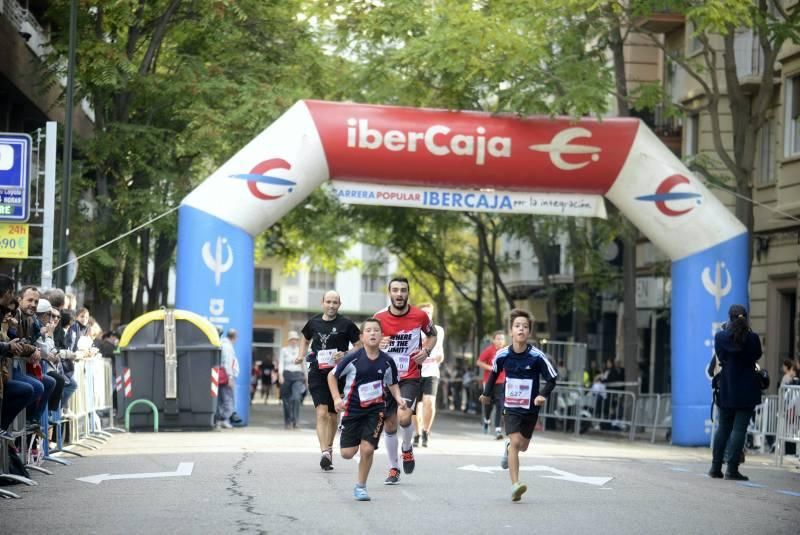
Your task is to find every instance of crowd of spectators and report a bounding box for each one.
[1,275,120,469]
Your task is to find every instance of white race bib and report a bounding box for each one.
[317,349,336,369]
[392,354,410,374]
[358,380,384,407]
[505,378,533,409]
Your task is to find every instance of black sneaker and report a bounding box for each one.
[320,451,333,471]
[402,446,416,474]
[422,430,429,447]
[708,469,723,479]
[384,467,401,485]
[724,470,749,481]
[412,434,420,447]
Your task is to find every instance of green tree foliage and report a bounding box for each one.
[43,0,332,325]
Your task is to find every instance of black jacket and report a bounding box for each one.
[714,328,762,409]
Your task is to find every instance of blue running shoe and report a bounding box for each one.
[354,485,371,501]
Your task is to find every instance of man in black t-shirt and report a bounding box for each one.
[298,290,361,471]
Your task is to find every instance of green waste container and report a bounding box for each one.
[116,309,221,429]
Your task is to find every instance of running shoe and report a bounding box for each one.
[384,467,401,485]
[320,451,334,471]
[401,446,415,474]
[501,439,510,470]
[422,430,429,448]
[353,485,371,501]
[412,434,420,447]
[495,429,503,440]
[511,482,528,502]
[220,420,233,429]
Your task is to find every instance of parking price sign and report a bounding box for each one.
[0,133,32,222]
[0,223,29,259]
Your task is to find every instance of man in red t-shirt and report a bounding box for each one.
[476,330,507,439]
[373,277,437,485]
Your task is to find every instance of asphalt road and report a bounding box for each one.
[2,400,798,534]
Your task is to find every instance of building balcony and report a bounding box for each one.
[254,288,279,305]
[636,7,685,34]
[651,104,683,156]
[733,30,778,94]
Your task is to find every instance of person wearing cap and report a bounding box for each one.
[708,304,763,482]
[279,330,305,429]
[34,298,68,421]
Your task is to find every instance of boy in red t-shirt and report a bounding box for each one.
[476,331,506,439]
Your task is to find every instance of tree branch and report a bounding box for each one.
[138,0,182,77]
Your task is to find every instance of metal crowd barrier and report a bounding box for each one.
[540,385,639,441]
[775,384,800,466]
[747,394,778,453]
[633,393,672,443]
[64,358,118,452]
[1,355,120,499]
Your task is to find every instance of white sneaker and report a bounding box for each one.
[221,420,233,429]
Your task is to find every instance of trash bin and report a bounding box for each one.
[116,309,221,429]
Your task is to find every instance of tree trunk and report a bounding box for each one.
[150,232,175,309]
[526,217,558,339]
[120,252,134,323]
[609,20,639,389]
[474,222,485,366]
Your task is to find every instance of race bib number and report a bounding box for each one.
[317,349,336,369]
[392,354,410,374]
[505,378,533,409]
[359,380,384,407]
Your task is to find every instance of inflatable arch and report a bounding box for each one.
[176,100,746,446]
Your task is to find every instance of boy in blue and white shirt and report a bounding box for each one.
[480,309,557,502]
[329,318,406,501]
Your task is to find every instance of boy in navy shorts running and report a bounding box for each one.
[480,309,557,502]
[329,318,406,501]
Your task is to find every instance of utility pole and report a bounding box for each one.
[58,0,78,288]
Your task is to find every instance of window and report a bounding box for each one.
[309,269,336,291]
[785,75,800,157]
[688,22,703,55]
[542,244,561,275]
[254,268,277,303]
[685,114,699,158]
[361,273,384,293]
[757,118,776,186]
[253,328,279,368]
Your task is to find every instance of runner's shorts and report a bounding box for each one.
[420,376,440,399]
[386,378,421,416]
[503,410,539,440]
[309,372,344,414]
[340,411,386,449]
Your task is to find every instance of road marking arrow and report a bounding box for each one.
[457,464,612,487]
[76,462,194,485]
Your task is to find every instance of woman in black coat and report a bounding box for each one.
[709,304,762,481]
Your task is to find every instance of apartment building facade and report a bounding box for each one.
[250,244,396,368]
[632,5,800,384]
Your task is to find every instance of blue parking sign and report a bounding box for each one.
[0,133,32,221]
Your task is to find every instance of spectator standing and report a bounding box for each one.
[279,331,305,429]
[708,304,763,481]
[780,359,796,389]
[215,329,239,429]
[260,358,275,403]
